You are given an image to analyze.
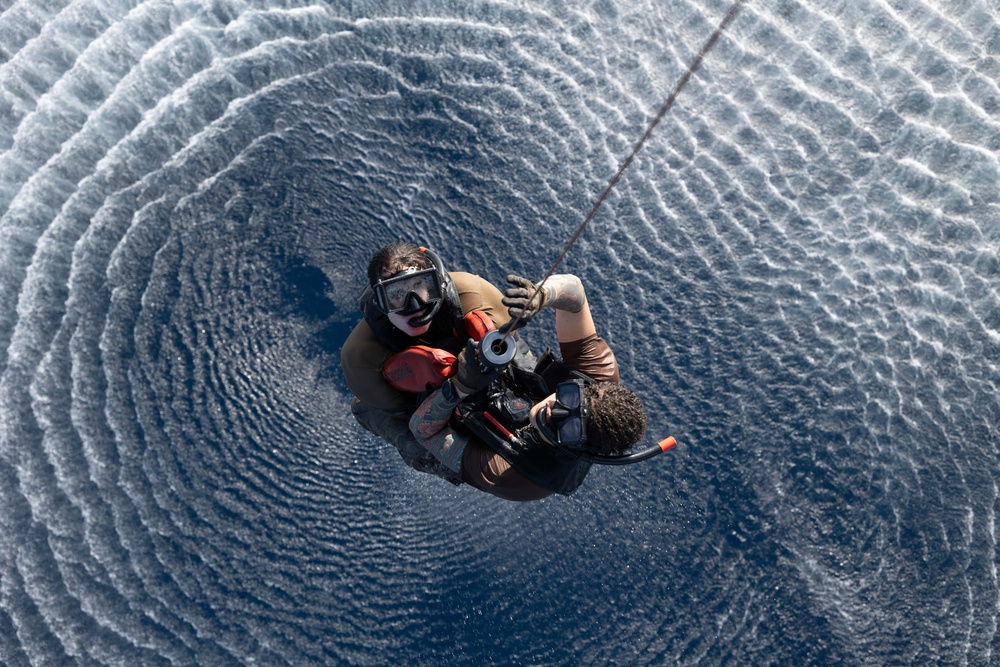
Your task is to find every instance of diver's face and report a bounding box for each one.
[528,393,558,445]
[388,310,432,336]
[382,266,433,336]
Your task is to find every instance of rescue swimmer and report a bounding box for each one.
[407,269,649,500]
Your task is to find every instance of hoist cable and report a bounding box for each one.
[501,0,748,338]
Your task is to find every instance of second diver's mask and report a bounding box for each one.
[534,379,590,450]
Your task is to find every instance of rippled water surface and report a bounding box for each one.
[2,0,999,664]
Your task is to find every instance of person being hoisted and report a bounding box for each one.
[408,272,655,501]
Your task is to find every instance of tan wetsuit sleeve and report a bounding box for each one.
[340,319,412,412]
[452,272,511,329]
[559,333,619,383]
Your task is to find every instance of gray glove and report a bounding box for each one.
[451,339,502,396]
[502,274,546,328]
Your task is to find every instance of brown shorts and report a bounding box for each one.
[460,442,554,501]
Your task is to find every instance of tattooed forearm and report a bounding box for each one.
[541,274,587,313]
[409,387,469,473]
[409,389,455,441]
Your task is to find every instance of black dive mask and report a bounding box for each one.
[372,266,443,325]
[534,379,590,450]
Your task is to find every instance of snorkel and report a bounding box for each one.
[579,436,677,465]
[497,409,675,466]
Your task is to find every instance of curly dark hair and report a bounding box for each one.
[583,382,647,456]
[367,242,432,286]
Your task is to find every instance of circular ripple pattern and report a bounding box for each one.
[2,0,999,665]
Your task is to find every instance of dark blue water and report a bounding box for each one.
[2,0,999,664]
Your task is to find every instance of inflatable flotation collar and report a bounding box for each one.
[381,345,457,393]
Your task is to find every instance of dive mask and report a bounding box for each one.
[373,267,443,319]
[536,379,590,449]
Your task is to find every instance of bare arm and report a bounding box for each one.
[504,273,598,343]
[539,274,597,343]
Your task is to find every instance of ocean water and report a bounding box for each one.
[2,0,999,664]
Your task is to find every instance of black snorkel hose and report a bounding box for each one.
[483,412,676,466]
[481,0,747,461]
[579,436,677,466]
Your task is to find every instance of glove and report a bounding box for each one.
[502,274,546,328]
[450,339,502,397]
